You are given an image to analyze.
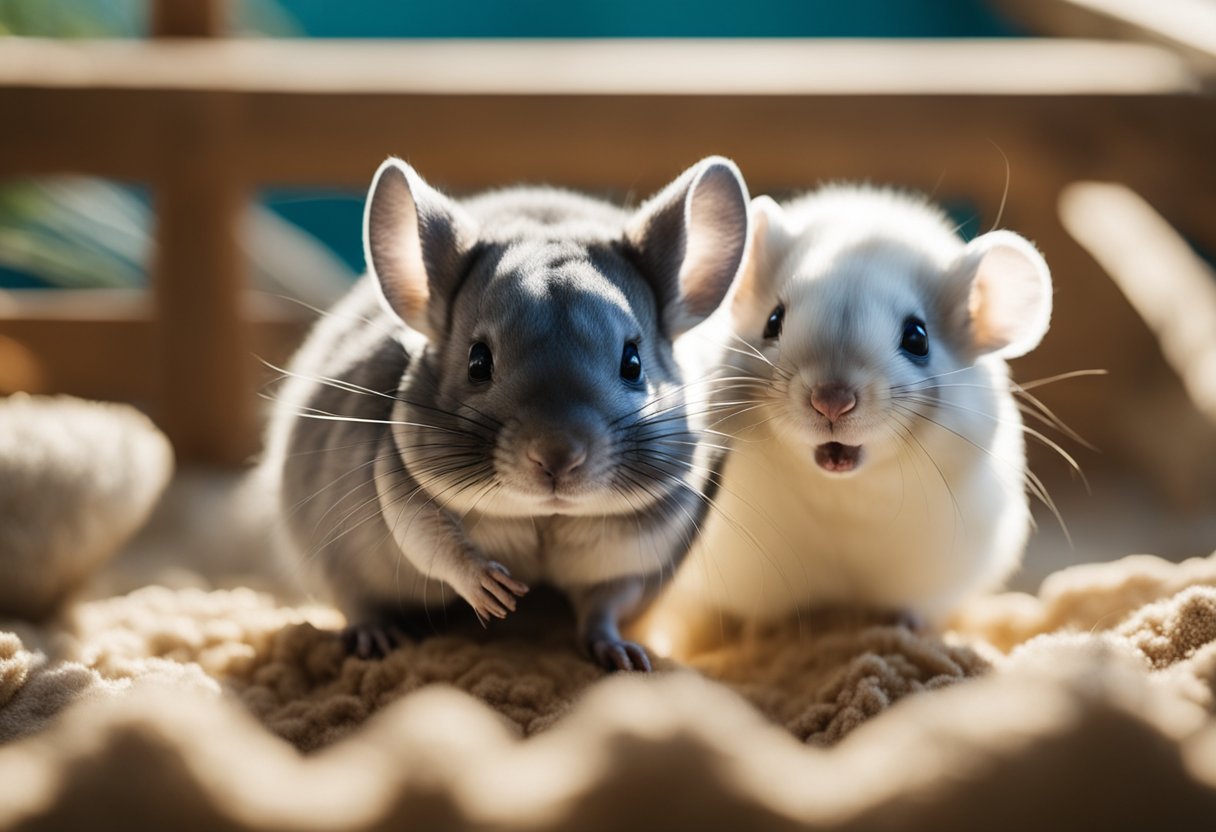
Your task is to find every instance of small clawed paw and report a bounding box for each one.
[885,609,925,632]
[341,624,405,660]
[590,638,653,673]
[466,560,529,624]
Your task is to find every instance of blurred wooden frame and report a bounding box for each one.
[997,0,1216,83]
[0,0,1214,506]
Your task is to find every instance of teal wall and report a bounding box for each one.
[1,1,1023,288]
[275,0,1020,38]
[264,1,1021,275]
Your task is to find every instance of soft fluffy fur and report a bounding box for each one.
[669,188,1052,625]
[259,158,748,669]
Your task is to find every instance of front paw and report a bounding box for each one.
[589,638,653,673]
[458,560,529,624]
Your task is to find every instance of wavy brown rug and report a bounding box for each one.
[2,550,1216,830]
[2,395,1215,830]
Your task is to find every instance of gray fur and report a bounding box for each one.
[260,157,748,671]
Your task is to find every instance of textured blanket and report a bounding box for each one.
[2,395,1215,829]
[2,551,1216,830]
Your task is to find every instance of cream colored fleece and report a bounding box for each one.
[2,393,1216,829]
[1,552,1215,830]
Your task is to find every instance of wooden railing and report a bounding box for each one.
[997,0,1216,82]
[1,0,1214,508]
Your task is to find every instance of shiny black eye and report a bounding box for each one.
[468,342,493,383]
[763,304,785,340]
[620,341,642,382]
[900,317,929,360]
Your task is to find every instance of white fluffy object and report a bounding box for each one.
[0,394,173,620]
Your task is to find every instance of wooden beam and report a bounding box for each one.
[150,0,226,38]
[2,89,1210,253]
[0,290,308,410]
[1055,182,1216,508]
[151,163,255,462]
[1060,182,1216,425]
[0,37,1211,469]
[984,184,1216,510]
[996,0,1216,82]
[0,291,154,400]
[0,41,1207,195]
[0,38,1196,95]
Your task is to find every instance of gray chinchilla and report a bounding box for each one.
[259,156,749,671]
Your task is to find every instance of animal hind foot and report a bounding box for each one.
[341,622,405,660]
[589,637,653,673]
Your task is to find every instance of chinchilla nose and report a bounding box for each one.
[809,383,857,423]
[526,436,588,479]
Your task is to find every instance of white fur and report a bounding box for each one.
[671,187,1051,623]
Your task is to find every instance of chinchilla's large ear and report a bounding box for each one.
[624,156,749,336]
[363,157,478,339]
[733,195,798,307]
[949,230,1053,358]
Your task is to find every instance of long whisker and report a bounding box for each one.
[888,365,994,392]
[894,368,1103,453]
[897,392,1088,482]
[890,399,1072,543]
[260,358,401,404]
[607,375,776,428]
[887,407,965,541]
[258,292,410,346]
[619,456,808,632]
[715,332,792,378]
[1012,400,1095,452]
[258,396,474,435]
[1018,368,1108,391]
[986,138,1011,233]
[262,361,503,435]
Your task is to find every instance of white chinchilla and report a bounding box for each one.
[669,186,1052,629]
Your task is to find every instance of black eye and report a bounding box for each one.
[763,304,785,340]
[620,341,642,382]
[468,342,493,383]
[900,317,929,359]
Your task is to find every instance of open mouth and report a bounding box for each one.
[814,442,863,473]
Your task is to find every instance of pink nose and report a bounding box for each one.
[527,439,588,480]
[810,384,857,423]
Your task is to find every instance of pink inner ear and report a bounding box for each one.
[730,197,800,331]
[365,163,430,330]
[968,242,1051,358]
[674,164,747,327]
[378,217,429,314]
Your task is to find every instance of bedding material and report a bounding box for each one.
[2,551,1215,830]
